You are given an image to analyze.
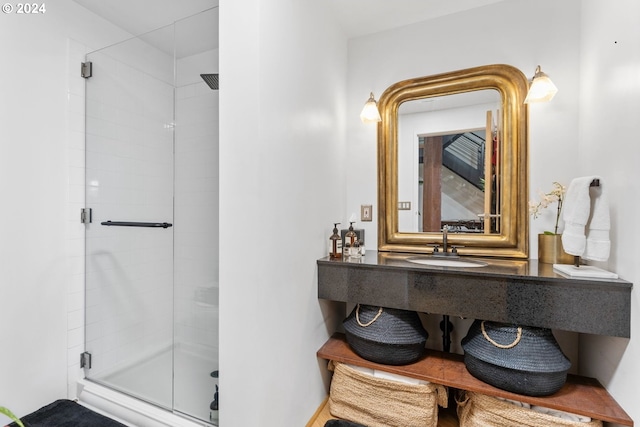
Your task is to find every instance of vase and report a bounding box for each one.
[538,234,574,264]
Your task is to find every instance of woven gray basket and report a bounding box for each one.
[461,320,571,396]
[343,304,428,365]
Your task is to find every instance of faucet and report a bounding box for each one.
[432,225,459,257]
[442,225,448,253]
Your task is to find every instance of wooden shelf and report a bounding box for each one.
[318,333,633,426]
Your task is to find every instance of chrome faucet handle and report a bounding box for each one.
[449,245,465,255]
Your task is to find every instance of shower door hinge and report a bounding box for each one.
[80,351,92,369]
[81,208,92,224]
[81,61,92,79]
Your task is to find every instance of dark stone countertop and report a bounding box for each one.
[317,252,632,337]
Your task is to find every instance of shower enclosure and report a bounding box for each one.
[83,8,219,425]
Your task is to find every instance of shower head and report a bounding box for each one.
[200,74,219,90]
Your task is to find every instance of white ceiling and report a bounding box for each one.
[327,0,507,38]
[73,0,219,58]
[72,0,219,36]
[74,0,506,41]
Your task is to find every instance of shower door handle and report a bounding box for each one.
[101,221,173,228]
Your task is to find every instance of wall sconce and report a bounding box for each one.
[524,65,558,103]
[360,92,382,123]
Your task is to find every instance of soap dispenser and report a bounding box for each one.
[351,240,361,259]
[329,223,342,259]
[345,222,357,248]
[343,242,351,258]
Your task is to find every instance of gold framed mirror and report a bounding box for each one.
[377,64,529,258]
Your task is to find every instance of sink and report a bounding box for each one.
[406,257,488,268]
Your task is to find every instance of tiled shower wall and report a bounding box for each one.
[174,49,219,359]
[173,49,219,417]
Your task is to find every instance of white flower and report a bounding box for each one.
[529,182,566,234]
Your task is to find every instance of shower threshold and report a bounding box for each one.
[78,379,216,427]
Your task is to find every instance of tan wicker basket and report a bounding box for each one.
[328,360,448,427]
[457,391,603,427]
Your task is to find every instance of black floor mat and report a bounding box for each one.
[324,420,369,427]
[9,399,128,427]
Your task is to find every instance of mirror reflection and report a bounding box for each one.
[377,64,529,258]
[397,90,501,234]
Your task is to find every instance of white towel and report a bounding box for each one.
[495,396,530,409]
[561,176,610,261]
[344,363,375,376]
[345,364,430,385]
[562,177,595,256]
[584,183,610,261]
[531,405,592,422]
[373,369,430,385]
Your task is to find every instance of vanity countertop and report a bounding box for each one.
[317,252,632,337]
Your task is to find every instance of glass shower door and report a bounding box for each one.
[172,8,220,423]
[83,23,176,409]
[83,8,219,424]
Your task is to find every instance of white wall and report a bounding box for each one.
[577,1,640,425]
[219,0,347,425]
[0,1,129,421]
